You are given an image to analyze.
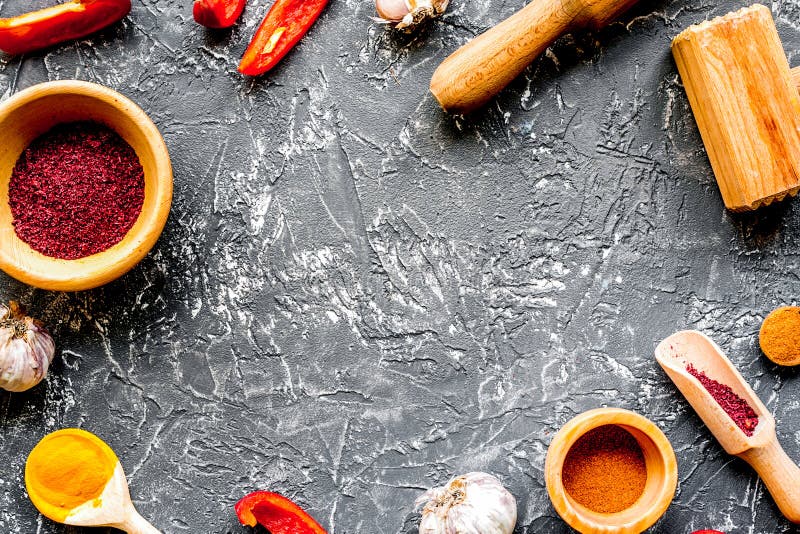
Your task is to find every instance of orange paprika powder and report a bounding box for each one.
[760,306,800,366]
[25,429,117,522]
[561,425,648,513]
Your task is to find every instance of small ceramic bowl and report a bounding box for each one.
[0,80,172,291]
[545,408,678,534]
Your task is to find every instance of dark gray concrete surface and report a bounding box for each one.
[1,0,800,532]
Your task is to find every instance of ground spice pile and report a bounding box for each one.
[760,306,800,366]
[686,364,759,436]
[26,431,115,517]
[9,121,144,260]
[561,424,648,513]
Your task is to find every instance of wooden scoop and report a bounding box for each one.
[25,428,160,533]
[429,0,640,114]
[655,331,800,523]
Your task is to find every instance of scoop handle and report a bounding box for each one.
[739,437,800,523]
[429,0,638,114]
[118,509,161,534]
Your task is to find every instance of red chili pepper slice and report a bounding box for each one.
[193,0,245,29]
[0,0,130,55]
[235,491,327,534]
[238,0,328,76]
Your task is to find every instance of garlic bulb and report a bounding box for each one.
[374,0,449,30]
[0,301,55,392]
[416,472,517,534]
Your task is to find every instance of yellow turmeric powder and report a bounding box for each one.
[25,429,117,522]
[760,306,800,366]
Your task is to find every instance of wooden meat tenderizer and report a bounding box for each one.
[429,0,640,114]
[656,331,800,523]
[673,5,800,211]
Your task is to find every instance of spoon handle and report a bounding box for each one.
[119,509,161,534]
[739,437,800,523]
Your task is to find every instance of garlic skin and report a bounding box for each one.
[416,472,517,534]
[374,0,449,30]
[0,301,55,392]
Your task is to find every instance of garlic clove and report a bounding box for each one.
[375,0,411,23]
[0,301,55,393]
[374,0,449,30]
[416,472,517,534]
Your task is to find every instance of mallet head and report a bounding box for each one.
[673,4,800,211]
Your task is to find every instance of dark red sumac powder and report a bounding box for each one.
[9,121,144,260]
[687,364,759,436]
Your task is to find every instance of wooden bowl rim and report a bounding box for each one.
[545,407,678,533]
[0,80,172,291]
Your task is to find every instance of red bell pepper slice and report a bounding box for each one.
[0,0,130,55]
[238,0,328,76]
[193,0,245,29]
[235,491,327,534]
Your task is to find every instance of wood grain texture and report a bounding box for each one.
[429,0,639,114]
[656,331,800,524]
[544,408,677,534]
[0,81,173,290]
[672,4,800,211]
[67,462,161,533]
[740,439,800,523]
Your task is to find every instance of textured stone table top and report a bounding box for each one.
[1,0,800,532]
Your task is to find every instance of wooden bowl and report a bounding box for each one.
[0,80,172,291]
[545,408,678,533]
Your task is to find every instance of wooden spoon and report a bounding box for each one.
[25,428,160,533]
[655,331,800,523]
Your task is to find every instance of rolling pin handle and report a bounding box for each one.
[429,0,639,114]
[792,66,800,92]
[429,0,577,114]
[740,437,800,524]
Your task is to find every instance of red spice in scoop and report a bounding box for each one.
[687,364,759,436]
[8,122,144,260]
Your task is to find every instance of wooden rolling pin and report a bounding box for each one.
[672,5,800,210]
[429,0,640,114]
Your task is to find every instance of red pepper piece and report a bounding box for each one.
[235,491,327,534]
[0,0,130,55]
[238,0,328,76]
[193,0,245,29]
